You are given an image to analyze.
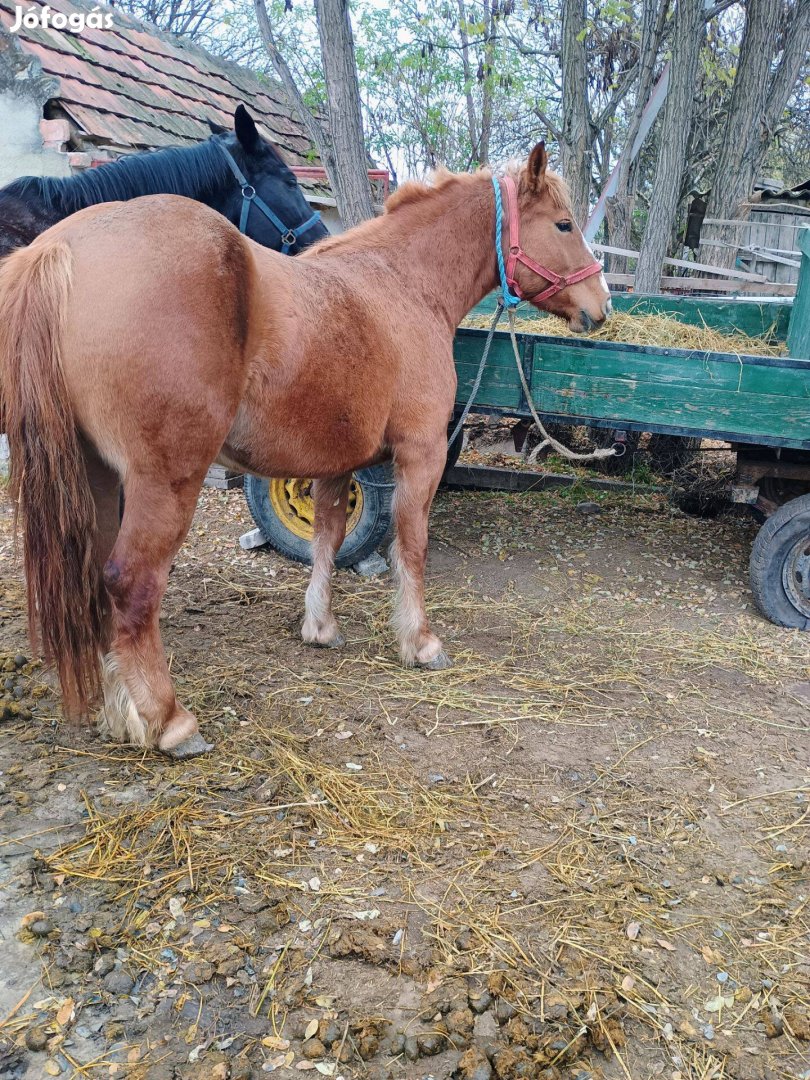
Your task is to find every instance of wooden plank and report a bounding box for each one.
[454,333,525,409]
[530,342,808,398]
[605,274,796,295]
[443,464,660,495]
[452,332,810,448]
[593,244,768,282]
[699,239,801,267]
[787,228,810,360]
[705,216,810,230]
[525,361,810,446]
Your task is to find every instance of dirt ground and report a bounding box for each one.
[1,472,808,1080]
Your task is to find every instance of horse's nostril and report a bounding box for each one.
[604,298,613,317]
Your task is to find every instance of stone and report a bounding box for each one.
[29,919,53,937]
[495,999,516,1023]
[404,1035,419,1060]
[103,969,135,995]
[184,960,215,984]
[473,1012,498,1042]
[388,1033,406,1056]
[351,551,389,577]
[239,527,268,551]
[469,989,492,1014]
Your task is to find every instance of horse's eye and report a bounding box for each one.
[556,221,573,233]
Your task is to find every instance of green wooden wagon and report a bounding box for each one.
[245,229,810,630]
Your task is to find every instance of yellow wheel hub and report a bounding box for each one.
[268,477,364,542]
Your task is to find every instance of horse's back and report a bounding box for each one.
[37,196,261,472]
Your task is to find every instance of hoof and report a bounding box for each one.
[161,732,214,760]
[418,650,452,671]
[305,632,346,649]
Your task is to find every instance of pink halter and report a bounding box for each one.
[499,175,603,304]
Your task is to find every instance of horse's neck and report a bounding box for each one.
[337,178,499,330]
[402,181,498,328]
[27,142,224,218]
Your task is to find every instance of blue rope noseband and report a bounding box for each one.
[492,174,521,308]
[215,142,322,254]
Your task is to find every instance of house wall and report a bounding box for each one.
[0,92,72,186]
[319,205,343,235]
[745,207,809,285]
[0,29,71,186]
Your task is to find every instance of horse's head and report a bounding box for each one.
[208,106,329,253]
[503,143,610,332]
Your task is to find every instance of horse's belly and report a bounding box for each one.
[221,395,386,480]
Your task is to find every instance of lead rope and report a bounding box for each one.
[506,307,617,463]
[447,302,506,449]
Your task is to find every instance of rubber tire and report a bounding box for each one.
[244,464,394,569]
[749,492,810,630]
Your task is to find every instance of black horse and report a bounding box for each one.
[0,104,329,258]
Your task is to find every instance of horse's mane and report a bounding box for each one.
[2,139,234,214]
[307,163,573,257]
[383,167,479,213]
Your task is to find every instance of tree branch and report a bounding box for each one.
[252,0,334,176]
[704,0,738,20]
[533,107,562,143]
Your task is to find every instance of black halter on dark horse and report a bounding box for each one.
[0,105,329,259]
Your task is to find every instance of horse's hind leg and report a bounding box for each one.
[302,474,351,648]
[78,436,121,569]
[81,438,121,665]
[390,441,449,668]
[100,474,205,754]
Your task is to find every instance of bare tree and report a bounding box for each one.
[254,0,374,227]
[559,0,592,224]
[635,0,705,293]
[605,0,669,270]
[313,0,374,225]
[697,0,810,270]
[111,0,217,38]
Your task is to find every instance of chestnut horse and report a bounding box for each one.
[0,143,609,757]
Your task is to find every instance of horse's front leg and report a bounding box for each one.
[390,440,450,669]
[301,474,352,648]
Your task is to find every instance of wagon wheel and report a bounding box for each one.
[244,464,394,568]
[749,492,810,630]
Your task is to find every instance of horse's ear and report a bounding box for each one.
[234,105,260,153]
[208,119,228,136]
[527,141,548,191]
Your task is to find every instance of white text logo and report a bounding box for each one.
[9,5,113,33]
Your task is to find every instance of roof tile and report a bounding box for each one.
[0,0,323,165]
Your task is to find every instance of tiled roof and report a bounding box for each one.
[0,0,321,165]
